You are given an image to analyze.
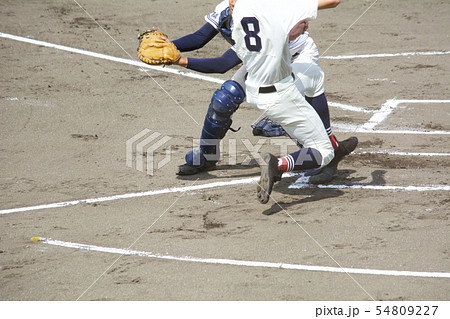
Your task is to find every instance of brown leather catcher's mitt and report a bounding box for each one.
[137,29,181,65]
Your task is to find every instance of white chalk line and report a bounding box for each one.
[328,101,373,113]
[0,176,258,215]
[290,182,450,192]
[333,123,450,135]
[33,237,450,279]
[287,174,450,191]
[361,99,450,132]
[362,99,400,131]
[358,151,450,157]
[333,99,450,134]
[0,32,223,85]
[321,51,450,60]
[1,171,449,215]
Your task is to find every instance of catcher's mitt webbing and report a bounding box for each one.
[252,117,288,137]
[137,29,181,66]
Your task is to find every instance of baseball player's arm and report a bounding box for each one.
[176,48,242,73]
[172,23,219,52]
[318,0,340,9]
[288,0,340,40]
[289,19,309,41]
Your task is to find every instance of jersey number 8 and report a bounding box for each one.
[240,17,262,52]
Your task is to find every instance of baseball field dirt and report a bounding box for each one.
[1,0,449,308]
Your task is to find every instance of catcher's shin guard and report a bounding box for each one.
[188,80,245,167]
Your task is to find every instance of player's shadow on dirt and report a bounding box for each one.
[330,168,387,186]
[262,169,387,216]
[368,169,387,185]
[175,162,261,181]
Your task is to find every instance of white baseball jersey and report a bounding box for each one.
[289,32,319,64]
[232,0,318,86]
[206,1,318,62]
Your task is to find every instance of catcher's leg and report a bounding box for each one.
[177,80,245,175]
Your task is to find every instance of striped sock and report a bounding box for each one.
[277,154,295,172]
[278,148,322,172]
[328,132,339,151]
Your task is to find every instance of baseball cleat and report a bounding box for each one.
[257,153,283,204]
[336,136,358,157]
[309,165,337,184]
[304,167,323,177]
[309,136,358,185]
[176,161,216,175]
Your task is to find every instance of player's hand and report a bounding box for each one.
[173,56,188,67]
[289,19,309,41]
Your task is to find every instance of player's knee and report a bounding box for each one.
[222,80,246,103]
[210,80,245,117]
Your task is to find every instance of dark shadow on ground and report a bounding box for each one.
[261,169,387,216]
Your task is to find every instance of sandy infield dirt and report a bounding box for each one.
[1,0,449,301]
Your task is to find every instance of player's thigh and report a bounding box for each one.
[254,86,326,142]
[282,98,330,147]
[292,62,325,97]
[275,88,333,165]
